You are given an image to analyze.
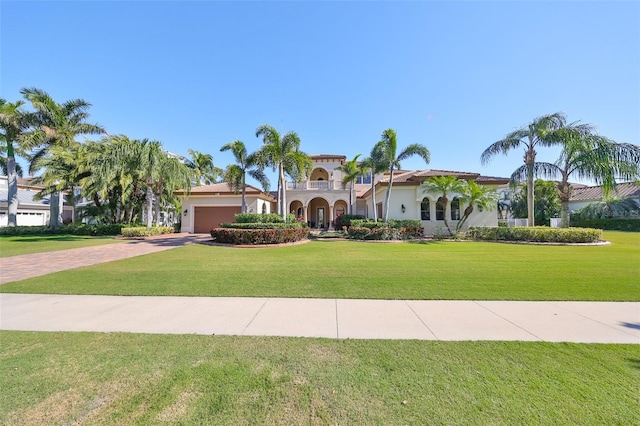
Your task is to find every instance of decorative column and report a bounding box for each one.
[303,205,308,223]
[329,204,334,230]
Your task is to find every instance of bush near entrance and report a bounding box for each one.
[467,226,602,243]
[347,219,423,240]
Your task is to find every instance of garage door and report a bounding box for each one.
[194,206,241,233]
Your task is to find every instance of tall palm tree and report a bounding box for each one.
[220,140,269,213]
[376,128,430,222]
[0,98,32,226]
[187,149,221,185]
[361,144,387,221]
[335,154,361,215]
[420,175,462,235]
[255,124,312,220]
[481,113,565,227]
[513,123,640,227]
[20,88,106,228]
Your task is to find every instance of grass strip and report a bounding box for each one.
[0,235,122,258]
[1,231,637,301]
[1,331,637,425]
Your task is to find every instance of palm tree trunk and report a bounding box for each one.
[6,148,18,227]
[371,175,377,221]
[241,173,247,213]
[146,186,153,230]
[526,152,535,227]
[48,191,62,229]
[561,199,570,228]
[383,168,394,223]
[349,182,353,215]
[280,164,287,221]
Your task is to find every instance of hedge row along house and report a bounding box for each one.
[176,154,510,235]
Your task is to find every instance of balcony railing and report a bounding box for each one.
[286,180,345,190]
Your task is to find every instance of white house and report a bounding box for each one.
[569,182,640,214]
[176,155,509,235]
[0,176,74,227]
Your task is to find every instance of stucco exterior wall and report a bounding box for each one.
[180,194,272,233]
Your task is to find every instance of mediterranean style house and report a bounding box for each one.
[177,154,510,235]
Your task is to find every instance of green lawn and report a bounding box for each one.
[0,331,636,425]
[2,231,637,301]
[0,234,122,257]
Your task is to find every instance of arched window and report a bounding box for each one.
[421,197,431,220]
[261,203,267,214]
[436,197,445,221]
[451,197,460,220]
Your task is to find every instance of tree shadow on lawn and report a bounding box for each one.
[6,235,113,243]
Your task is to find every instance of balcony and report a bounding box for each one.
[286,180,345,191]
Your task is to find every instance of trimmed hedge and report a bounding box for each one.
[235,213,283,223]
[334,214,365,230]
[0,224,124,236]
[210,227,309,245]
[219,222,306,229]
[467,226,603,243]
[571,218,640,232]
[120,226,175,238]
[347,226,424,241]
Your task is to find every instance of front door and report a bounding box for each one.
[317,207,324,229]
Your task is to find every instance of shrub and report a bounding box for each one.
[334,214,365,230]
[570,218,640,232]
[467,226,602,243]
[210,227,309,245]
[0,223,124,236]
[387,219,422,228]
[120,226,175,238]
[234,213,284,223]
[219,222,306,229]
[347,226,424,241]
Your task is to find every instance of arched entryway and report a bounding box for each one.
[308,197,330,229]
[310,167,329,181]
[289,200,304,221]
[333,199,348,222]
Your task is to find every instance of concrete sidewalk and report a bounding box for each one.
[1,294,638,343]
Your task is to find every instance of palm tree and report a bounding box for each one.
[335,154,361,215]
[512,123,640,227]
[20,88,106,228]
[187,149,221,185]
[361,144,387,221]
[255,124,312,221]
[420,175,462,235]
[220,140,269,213]
[455,180,498,232]
[0,98,32,226]
[376,129,430,222]
[481,113,565,227]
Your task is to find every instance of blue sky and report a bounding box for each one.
[2,1,639,187]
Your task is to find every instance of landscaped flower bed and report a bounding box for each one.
[210,227,309,245]
[211,213,309,245]
[120,226,175,238]
[467,226,603,243]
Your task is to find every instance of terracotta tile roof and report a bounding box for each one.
[378,169,507,184]
[570,182,640,201]
[310,154,347,161]
[175,183,273,199]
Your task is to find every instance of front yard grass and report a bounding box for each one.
[1,331,637,425]
[0,234,122,258]
[1,231,637,301]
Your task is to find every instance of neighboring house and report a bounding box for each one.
[0,176,74,227]
[569,182,640,214]
[176,183,276,233]
[175,155,510,235]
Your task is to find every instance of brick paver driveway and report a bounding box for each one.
[0,234,209,284]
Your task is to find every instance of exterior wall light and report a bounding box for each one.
[401,204,406,213]
[183,209,188,216]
